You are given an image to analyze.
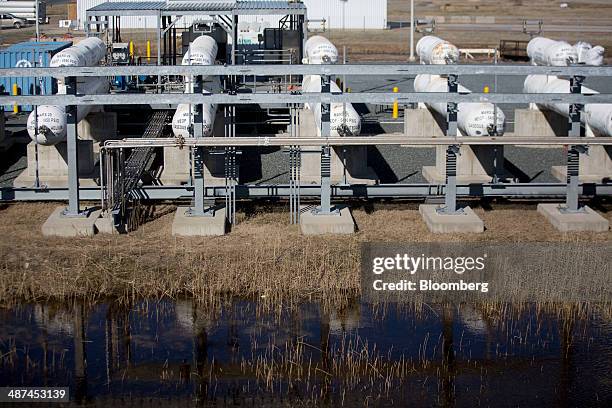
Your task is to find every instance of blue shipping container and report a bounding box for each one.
[0,41,72,111]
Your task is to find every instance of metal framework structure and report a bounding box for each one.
[1,63,611,225]
[85,1,308,66]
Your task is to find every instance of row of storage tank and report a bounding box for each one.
[25,34,612,146]
[414,35,611,137]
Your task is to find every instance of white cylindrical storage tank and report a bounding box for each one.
[416,36,460,65]
[173,35,218,138]
[27,78,110,145]
[171,103,217,139]
[302,75,361,136]
[303,35,338,65]
[524,75,612,136]
[527,37,578,66]
[414,74,505,136]
[181,35,218,67]
[574,42,605,66]
[50,37,106,68]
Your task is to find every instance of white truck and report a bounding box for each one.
[0,1,46,24]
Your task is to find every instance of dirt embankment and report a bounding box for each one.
[0,202,609,304]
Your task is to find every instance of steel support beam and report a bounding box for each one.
[187,75,213,217]
[564,75,586,213]
[439,74,461,215]
[5,92,612,107]
[3,183,611,202]
[313,76,338,216]
[3,64,612,77]
[63,77,82,217]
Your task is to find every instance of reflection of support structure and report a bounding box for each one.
[73,301,87,404]
[440,305,456,407]
[300,75,355,235]
[420,75,485,233]
[538,76,609,232]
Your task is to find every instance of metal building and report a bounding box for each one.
[77,0,387,30]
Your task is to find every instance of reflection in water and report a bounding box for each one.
[0,299,610,406]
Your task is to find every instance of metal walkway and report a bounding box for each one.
[105,110,170,226]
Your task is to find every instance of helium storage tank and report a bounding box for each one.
[301,75,361,136]
[416,35,460,65]
[301,36,361,136]
[172,35,219,138]
[527,37,578,66]
[302,35,338,64]
[26,37,109,145]
[523,75,612,137]
[414,74,505,136]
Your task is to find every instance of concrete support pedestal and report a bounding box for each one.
[405,108,510,183]
[172,206,228,236]
[298,108,377,185]
[551,146,612,183]
[42,206,102,237]
[423,145,509,184]
[78,111,118,147]
[514,108,568,139]
[161,111,228,185]
[419,204,484,234]
[94,213,120,235]
[160,148,227,186]
[404,107,446,139]
[300,146,378,184]
[537,203,609,232]
[299,205,356,235]
[14,141,99,187]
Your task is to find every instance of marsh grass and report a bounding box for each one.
[0,202,609,306]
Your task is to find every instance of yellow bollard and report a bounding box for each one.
[129,41,134,57]
[392,86,399,119]
[346,87,351,93]
[483,86,490,94]
[335,77,342,89]
[146,40,151,62]
[12,83,18,114]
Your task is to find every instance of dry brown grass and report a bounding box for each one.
[0,201,609,305]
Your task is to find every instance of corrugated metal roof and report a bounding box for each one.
[87,1,166,12]
[5,41,73,53]
[235,1,305,11]
[87,0,305,13]
[163,2,235,12]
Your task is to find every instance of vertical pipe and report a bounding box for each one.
[392,86,399,119]
[156,11,161,88]
[12,84,18,114]
[409,0,415,61]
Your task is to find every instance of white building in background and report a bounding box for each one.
[76,0,388,30]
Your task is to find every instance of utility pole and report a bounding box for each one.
[35,0,40,41]
[409,0,416,61]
